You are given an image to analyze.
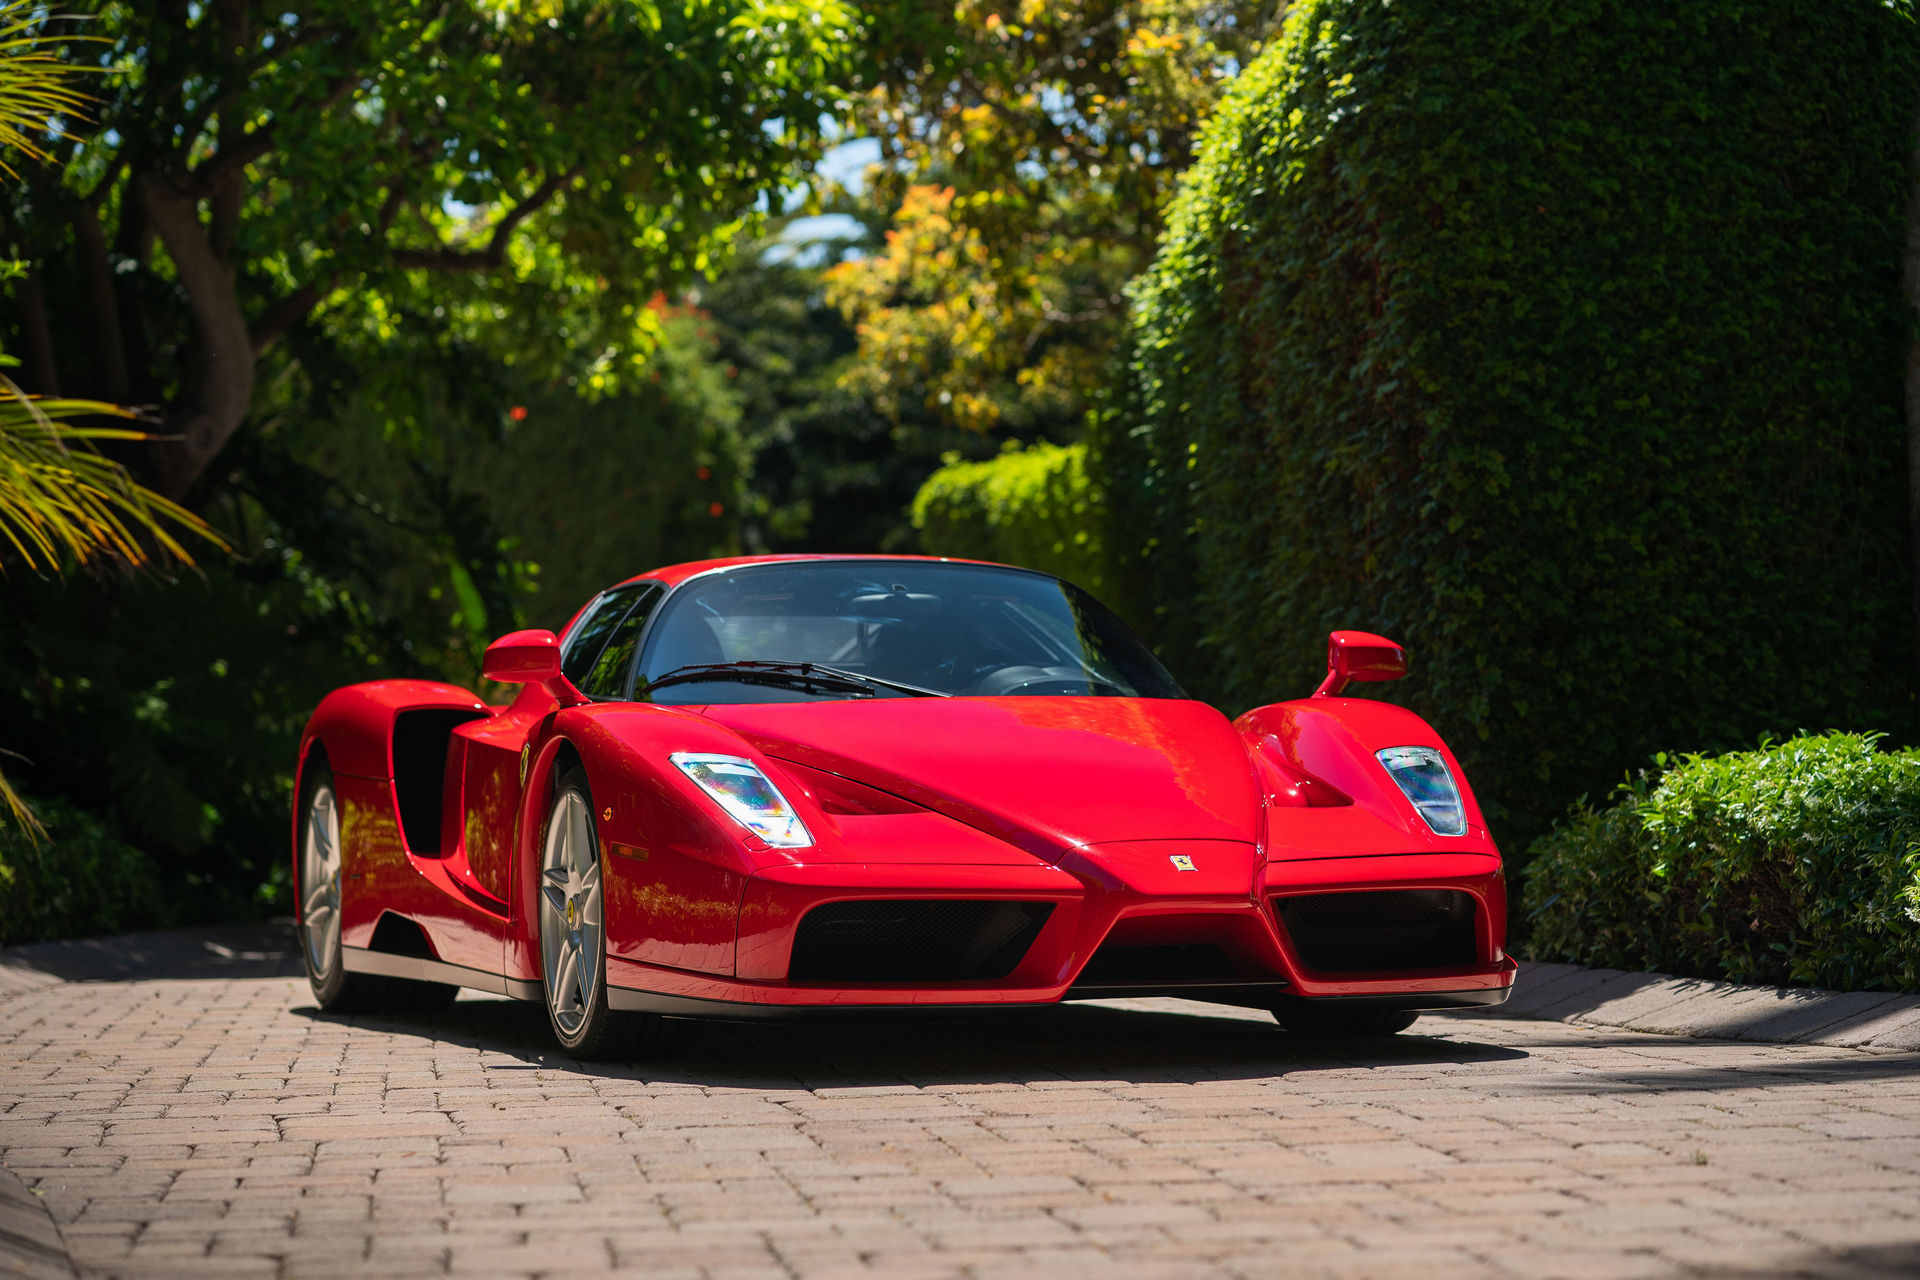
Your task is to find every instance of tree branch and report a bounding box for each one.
[249,282,328,355]
[388,168,578,271]
[183,70,358,198]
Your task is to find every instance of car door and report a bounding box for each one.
[459,584,663,917]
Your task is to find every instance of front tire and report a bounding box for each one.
[298,757,455,1014]
[538,767,660,1059]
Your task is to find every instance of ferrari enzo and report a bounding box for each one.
[293,554,1514,1057]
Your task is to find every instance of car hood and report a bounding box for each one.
[699,697,1259,859]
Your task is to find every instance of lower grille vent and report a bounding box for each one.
[1075,944,1239,985]
[789,899,1053,983]
[1275,890,1478,973]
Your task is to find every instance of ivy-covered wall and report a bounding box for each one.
[1102,0,1920,845]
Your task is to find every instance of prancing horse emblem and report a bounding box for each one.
[1169,855,1197,871]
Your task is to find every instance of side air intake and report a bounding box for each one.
[1275,889,1478,973]
[788,900,1053,983]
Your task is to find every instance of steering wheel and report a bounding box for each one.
[969,665,1125,697]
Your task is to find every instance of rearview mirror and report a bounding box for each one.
[1312,630,1406,698]
[481,630,588,706]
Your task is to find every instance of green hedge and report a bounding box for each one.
[1,796,172,947]
[1103,0,1920,846]
[1523,733,1920,992]
[912,442,1112,595]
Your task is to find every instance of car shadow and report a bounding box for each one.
[0,922,304,983]
[1692,1242,1920,1279]
[290,995,1530,1087]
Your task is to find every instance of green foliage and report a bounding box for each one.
[277,302,745,653]
[1523,733,1920,993]
[1109,0,1920,844]
[691,232,1009,555]
[833,0,1284,436]
[913,441,1109,594]
[0,557,377,924]
[7,0,881,499]
[0,791,173,945]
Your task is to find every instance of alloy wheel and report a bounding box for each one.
[539,785,604,1037]
[301,780,343,979]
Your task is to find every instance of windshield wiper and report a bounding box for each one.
[642,660,950,699]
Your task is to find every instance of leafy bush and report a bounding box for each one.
[913,442,1112,594]
[1105,0,1920,846]
[1523,733,1920,992]
[0,793,173,946]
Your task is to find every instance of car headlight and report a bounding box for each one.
[1376,746,1468,836]
[669,753,812,847]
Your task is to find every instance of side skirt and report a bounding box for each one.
[341,946,541,1001]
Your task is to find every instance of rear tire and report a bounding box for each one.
[1270,1003,1420,1037]
[298,757,457,1014]
[538,767,662,1060]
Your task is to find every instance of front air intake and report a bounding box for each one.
[788,900,1053,983]
[1275,889,1478,973]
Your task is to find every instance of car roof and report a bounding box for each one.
[611,553,1009,591]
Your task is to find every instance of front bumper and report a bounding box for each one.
[603,849,1517,1013]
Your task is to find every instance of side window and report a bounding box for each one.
[580,584,663,700]
[560,586,642,687]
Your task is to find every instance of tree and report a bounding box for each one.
[828,0,1283,436]
[7,0,870,500]
[0,0,219,833]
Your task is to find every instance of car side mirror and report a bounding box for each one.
[1312,630,1406,698]
[481,630,589,707]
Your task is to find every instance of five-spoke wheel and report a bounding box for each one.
[300,768,344,986]
[538,767,658,1058]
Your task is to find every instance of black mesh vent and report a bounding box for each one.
[1275,890,1479,973]
[789,900,1053,983]
[1075,944,1239,985]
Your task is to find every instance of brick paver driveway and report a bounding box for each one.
[3,935,1919,1280]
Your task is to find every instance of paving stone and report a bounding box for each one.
[9,937,1920,1279]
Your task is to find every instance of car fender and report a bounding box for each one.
[297,679,491,782]
[513,704,800,981]
[1235,698,1496,851]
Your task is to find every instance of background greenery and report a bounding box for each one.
[929,0,1920,858]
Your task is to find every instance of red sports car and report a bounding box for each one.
[293,554,1514,1057]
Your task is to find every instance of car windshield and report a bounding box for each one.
[634,561,1186,704]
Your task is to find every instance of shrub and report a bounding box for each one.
[0,795,174,947]
[912,441,1113,595]
[1106,0,1920,847]
[1523,733,1920,992]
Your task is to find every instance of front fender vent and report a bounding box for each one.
[788,899,1053,983]
[1275,889,1478,973]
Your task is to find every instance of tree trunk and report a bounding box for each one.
[135,173,255,501]
[1907,102,1920,680]
[16,265,60,396]
[74,202,130,402]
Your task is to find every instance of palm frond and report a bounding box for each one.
[0,0,95,177]
[0,758,45,841]
[0,376,227,573]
